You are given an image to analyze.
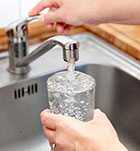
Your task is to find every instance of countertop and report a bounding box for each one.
[84,24,140,60]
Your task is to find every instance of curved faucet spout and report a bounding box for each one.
[16,36,79,67]
[6,16,79,75]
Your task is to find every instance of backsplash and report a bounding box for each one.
[0,0,19,27]
[0,0,39,27]
[20,0,39,17]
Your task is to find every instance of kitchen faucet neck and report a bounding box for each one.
[6,16,79,75]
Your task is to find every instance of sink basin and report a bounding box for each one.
[78,64,140,151]
[0,33,140,150]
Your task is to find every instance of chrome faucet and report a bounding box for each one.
[6,16,79,75]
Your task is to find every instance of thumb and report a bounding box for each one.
[29,0,54,16]
[42,9,64,24]
[40,110,59,130]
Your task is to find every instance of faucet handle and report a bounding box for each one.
[6,15,40,36]
[25,15,41,23]
[6,15,41,75]
[6,15,41,58]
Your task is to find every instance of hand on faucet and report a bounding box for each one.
[29,0,140,33]
[29,0,98,33]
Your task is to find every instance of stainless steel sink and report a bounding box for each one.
[78,64,140,151]
[0,33,140,151]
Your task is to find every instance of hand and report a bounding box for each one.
[29,0,140,33]
[40,109,128,151]
[29,0,98,33]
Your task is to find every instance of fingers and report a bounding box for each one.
[55,23,73,33]
[29,0,55,16]
[56,23,65,33]
[40,110,58,130]
[42,9,63,24]
[87,109,108,125]
[29,0,72,34]
[43,13,72,33]
[42,126,56,144]
[94,109,107,119]
[46,23,53,29]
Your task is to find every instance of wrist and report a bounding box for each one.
[89,0,140,24]
[84,0,111,24]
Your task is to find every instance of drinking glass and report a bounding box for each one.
[47,70,96,150]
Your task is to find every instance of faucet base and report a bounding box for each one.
[7,65,30,75]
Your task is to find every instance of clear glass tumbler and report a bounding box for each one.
[47,70,96,121]
[47,70,96,151]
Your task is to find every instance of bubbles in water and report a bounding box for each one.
[47,70,95,121]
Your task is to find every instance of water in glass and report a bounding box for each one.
[47,62,96,121]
